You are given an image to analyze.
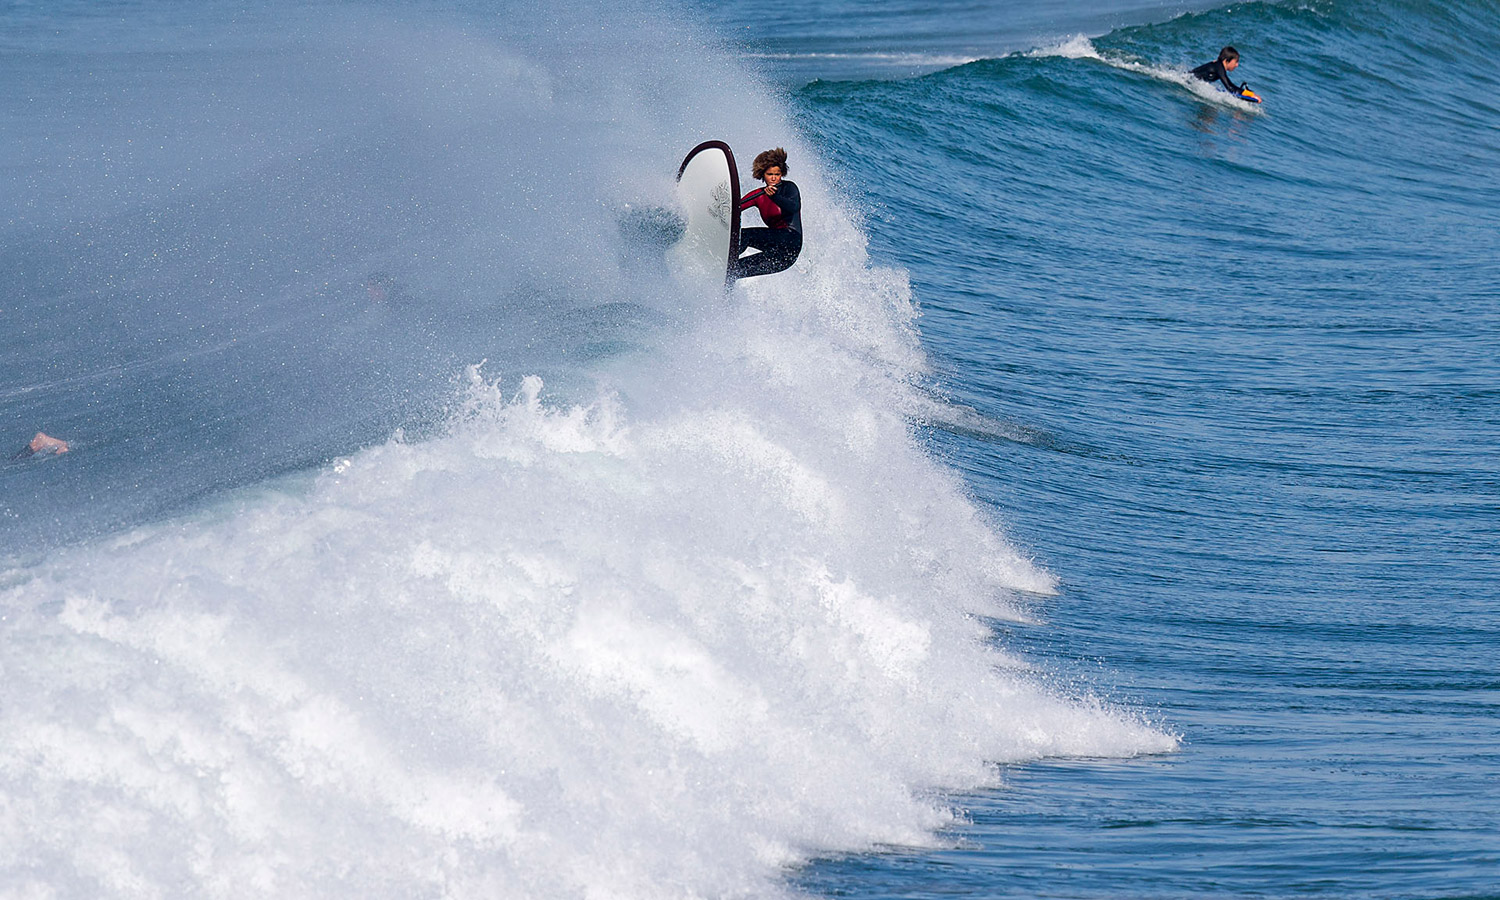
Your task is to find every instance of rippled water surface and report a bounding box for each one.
[3,0,1497,897]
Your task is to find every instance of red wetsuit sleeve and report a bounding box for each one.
[738,188,787,227]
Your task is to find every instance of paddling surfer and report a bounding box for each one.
[1192,46,1254,99]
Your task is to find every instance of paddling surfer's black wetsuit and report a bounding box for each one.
[732,180,802,280]
[1191,59,1245,94]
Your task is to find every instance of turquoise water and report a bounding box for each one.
[2,0,1497,897]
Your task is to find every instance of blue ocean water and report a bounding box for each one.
[3,0,1498,897]
[787,2,1500,895]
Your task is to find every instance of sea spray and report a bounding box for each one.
[2,1,1176,896]
[3,235,1181,896]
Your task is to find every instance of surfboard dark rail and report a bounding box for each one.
[676,140,742,286]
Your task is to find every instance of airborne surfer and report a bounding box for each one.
[1192,46,1259,102]
[731,148,802,280]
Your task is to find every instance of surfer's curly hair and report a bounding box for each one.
[752,147,788,181]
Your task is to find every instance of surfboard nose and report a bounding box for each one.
[669,141,743,290]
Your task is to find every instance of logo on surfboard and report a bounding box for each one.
[709,181,731,226]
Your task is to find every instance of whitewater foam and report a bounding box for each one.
[2,350,1175,897]
[1,248,1178,896]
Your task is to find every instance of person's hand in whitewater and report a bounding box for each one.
[12,432,70,460]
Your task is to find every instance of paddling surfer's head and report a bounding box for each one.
[1218,46,1240,69]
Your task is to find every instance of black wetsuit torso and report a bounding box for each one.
[1191,59,1244,94]
[732,180,802,280]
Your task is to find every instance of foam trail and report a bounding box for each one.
[1,2,1176,897]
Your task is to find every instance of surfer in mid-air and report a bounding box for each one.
[731,148,802,279]
[1192,46,1259,102]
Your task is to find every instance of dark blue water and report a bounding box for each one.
[791,0,1500,895]
[2,0,1497,897]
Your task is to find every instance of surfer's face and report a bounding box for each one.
[1224,58,1238,71]
[763,166,783,187]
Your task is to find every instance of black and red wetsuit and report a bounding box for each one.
[732,180,802,280]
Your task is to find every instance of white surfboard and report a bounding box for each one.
[668,141,742,290]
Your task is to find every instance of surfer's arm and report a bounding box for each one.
[738,187,767,210]
[768,182,799,224]
[742,191,785,225]
[1193,61,1243,93]
[1215,65,1245,93]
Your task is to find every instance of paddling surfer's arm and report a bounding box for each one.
[1220,66,1246,94]
[1192,60,1244,93]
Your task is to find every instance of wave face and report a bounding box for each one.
[0,1,1174,897]
[797,0,1500,457]
[791,0,1500,897]
[799,0,1500,226]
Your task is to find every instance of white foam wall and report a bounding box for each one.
[1,2,1176,896]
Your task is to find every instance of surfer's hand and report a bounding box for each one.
[764,183,777,196]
